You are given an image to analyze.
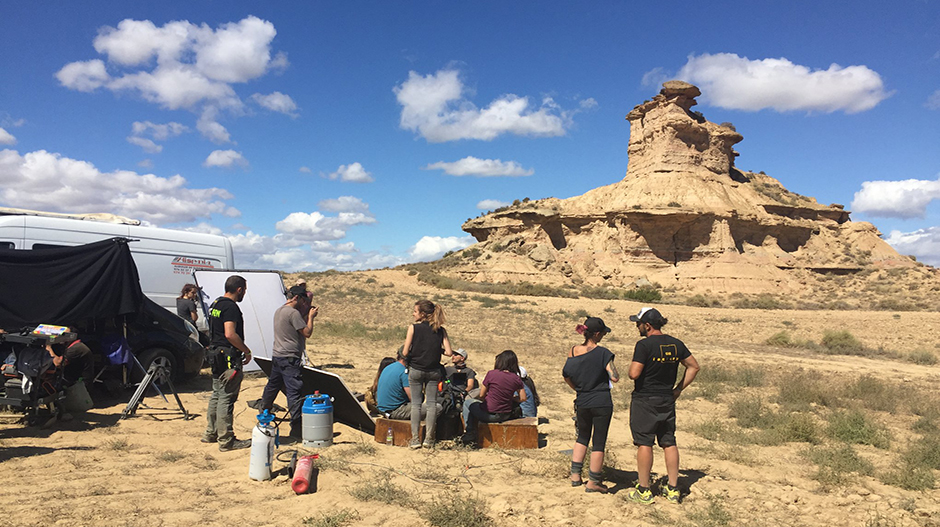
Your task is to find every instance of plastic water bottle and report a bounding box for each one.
[385,426,393,446]
[249,410,276,481]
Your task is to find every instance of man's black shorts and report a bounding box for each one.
[630,394,677,447]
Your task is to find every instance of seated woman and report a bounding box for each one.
[365,356,397,415]
[460,350,526,446]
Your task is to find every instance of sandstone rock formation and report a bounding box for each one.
[448,81,923,296]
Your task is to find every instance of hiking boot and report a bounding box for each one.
[219,438,251,452]
[200,435,218,443]
[663,485,680,504]
[627,485,654,505]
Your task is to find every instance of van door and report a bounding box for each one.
[0,215,25,249]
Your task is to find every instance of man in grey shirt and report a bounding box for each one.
[260,285,318,437]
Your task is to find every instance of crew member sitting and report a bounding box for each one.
[376,346,440,420]
[46,328,93,388]
[444,348,477,396]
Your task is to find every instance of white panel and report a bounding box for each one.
[194,270,286,373]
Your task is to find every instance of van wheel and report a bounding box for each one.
[137,348,178,384]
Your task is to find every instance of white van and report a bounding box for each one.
[0,208,234,329]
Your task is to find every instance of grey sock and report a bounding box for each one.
[571,461,583,476]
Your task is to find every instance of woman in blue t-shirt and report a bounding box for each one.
[562,317,620,493]
[460,350,526,447]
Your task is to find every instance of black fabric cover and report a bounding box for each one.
[0,238,143,329]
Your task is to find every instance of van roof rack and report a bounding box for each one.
[0,207,141,226]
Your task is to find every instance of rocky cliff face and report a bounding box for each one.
[451,81,920,295]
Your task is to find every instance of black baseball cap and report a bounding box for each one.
[584,317,611,334]
[630,307,664,324]
[288,285,307,298]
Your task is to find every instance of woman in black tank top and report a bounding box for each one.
[401,300,453,448]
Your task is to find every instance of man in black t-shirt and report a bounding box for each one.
[626,308,700,505]
[202,275,253,452]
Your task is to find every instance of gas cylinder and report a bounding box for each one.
[302,392,333,447]
[291,454,319,494]
[249,410,276,481]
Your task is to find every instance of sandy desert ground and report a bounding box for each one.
[1,269,938,527]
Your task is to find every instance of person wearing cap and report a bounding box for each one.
[626,307,700,505]
[445,348,477,395]
[563,316,619,494]
[518,366,540,418]
[259,284,318,439]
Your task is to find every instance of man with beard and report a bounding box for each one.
[202,275,253,452]
[626,308,700,505]
[260,285,318,439]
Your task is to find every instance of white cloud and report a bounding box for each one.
[275,210,376,242]
[0,148,237,225]
[884,227,940,267]
[641,67,670,88]
[137,159,154,168]
[408,235,475,261]
[579,98,599,110]
[181,222,224,235]
[299,166,311,173]
[127,136,162,153]
[394,68,570,142]
[251,91,298,117]
[127,121,188,153]
[203,149,247,168]
[57,16,289,142]
[0,128,16,145]
[851,177,940,219]
[927,90,940,110]
[55,59,111,92]
[424,156,534,177]
[131,120,188,140]
[476,199,511,210]
[317,196,370,213]
[325,162,374,183]
[676,53,891,113]
[196,108,232,144]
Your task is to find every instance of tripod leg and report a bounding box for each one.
[164,375,190,420]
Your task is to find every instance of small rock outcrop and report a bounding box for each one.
[449,82,922,295]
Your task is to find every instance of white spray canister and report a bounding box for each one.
[249,410,276,481]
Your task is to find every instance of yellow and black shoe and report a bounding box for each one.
[663,484,680,504]
[627,484,654,505]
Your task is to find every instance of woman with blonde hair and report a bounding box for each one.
[401,299,453,449]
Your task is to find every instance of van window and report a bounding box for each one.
[32,243,67,250]
[0,241,13,250]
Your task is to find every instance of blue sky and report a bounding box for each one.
[2,1,939,269]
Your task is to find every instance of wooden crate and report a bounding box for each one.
[476,417,538,449]
[373,417,423,446]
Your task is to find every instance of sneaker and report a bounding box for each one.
[219,438,251,452]
[663,485,680,504]
[409,439,422,450]
[627,485,654,505]
[422,439,435,449]
[200,435,218,443]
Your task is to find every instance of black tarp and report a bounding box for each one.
[0,238,143,329]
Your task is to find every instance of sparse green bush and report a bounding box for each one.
[826,410,890,449]
[422,494,492,527]
[302,508,360,527]
[581,286,662,302]
[687,294,721,307]
[317,322,404,342]
[575,309,590,318]
[686,494,733,527]
[820,330,866,355]
[803,444,874,488]
[907,349,938,365]
[777,371,835,409]
[765,331,794,347]
[624,287,662,302]
[350,474,411,505]
[841,375,899,413]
